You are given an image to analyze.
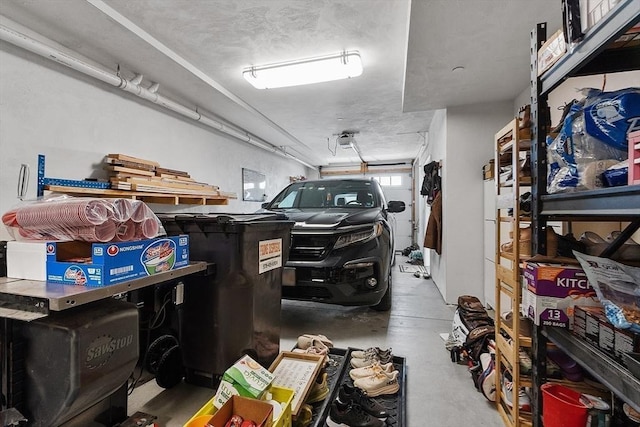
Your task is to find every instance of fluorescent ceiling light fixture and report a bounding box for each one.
[243,51,363,89]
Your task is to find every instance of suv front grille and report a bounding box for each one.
[289,234,334,261]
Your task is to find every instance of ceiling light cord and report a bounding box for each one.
[0,22,318,171]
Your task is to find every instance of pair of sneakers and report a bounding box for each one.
[327,384,388,427]
[349,362,399,397]
[350,347,392,369]
[294,334,333,364]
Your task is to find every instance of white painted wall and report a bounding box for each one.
[0,43,312,241]
[444,102,513,304]
[547,70,640,124]
[422,109,446,296]
[422,103,513,304]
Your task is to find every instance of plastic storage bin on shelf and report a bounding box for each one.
[158,213,294,388]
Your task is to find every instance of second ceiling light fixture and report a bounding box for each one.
[243,50,363,89]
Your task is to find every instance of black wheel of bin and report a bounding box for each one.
[145,335,178,375]
[155,344,183,389]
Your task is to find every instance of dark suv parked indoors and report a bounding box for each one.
[261,179,406,311]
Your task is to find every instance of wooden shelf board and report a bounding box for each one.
[497,335,516,367]
[44,185,232,205]
[496,265,517,286]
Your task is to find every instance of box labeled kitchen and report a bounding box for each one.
[46,235,189,286]
[523,262,600,328]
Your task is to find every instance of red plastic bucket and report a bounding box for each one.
[541,383,589,427]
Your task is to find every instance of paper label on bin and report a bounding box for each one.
[259,238,282,274]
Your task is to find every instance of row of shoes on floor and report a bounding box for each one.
[292,336,398,427]
[328,347,398,427]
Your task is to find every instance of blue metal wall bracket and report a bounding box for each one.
[36,154,110,198]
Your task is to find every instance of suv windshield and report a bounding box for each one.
[269,180,379,209]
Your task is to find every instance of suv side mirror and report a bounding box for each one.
[261,202,270,209]
[387,200,406,213]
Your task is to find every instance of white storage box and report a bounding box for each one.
[7,241,47,281]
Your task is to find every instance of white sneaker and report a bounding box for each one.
[297,334,333,349]
[349,361,395,380]
[502,372,531,411]
[351,347,392,359]
[353,369,400,397]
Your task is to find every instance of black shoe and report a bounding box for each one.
[338,384,388,419]
[327,400,384,427]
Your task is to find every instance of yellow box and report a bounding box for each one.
[267,386,294,427]
[184,386,294,427]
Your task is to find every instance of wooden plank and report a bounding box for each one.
[104,156,156,171]
[105,165,155,177]
[138,195,180,205]
[155,166,190,178]
[116,176,217,190]
[43,185,233,205]
[107,153,160,166]
[128,178,218,193]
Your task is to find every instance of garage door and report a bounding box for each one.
[373,173,413,252]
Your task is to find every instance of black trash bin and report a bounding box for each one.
[158,213,293,388]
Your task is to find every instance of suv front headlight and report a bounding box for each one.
[334,222,383,249]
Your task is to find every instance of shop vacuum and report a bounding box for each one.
[9,298,139,426]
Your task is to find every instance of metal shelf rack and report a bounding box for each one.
[529,2,640,426]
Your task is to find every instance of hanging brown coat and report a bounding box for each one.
[424,191,442,254]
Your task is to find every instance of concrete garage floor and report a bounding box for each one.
[129,257,502,426]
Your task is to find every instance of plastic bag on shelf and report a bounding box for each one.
[1,195,165,243]
[547,87,640,193]
[574,251,640,333]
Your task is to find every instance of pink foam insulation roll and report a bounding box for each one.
[131,200,154,223]
[110,198,133,222]
[114,220,137,242]
[135,218,159,239]
[1,210,18,227]
[73,221,117,242]
[15,199,109,228]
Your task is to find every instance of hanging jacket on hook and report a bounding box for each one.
[420,161,441,205]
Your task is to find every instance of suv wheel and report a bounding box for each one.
[371,268,392,312]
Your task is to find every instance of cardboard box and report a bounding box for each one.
[573,306,640,365]
[207,395,273,427]
[483,160,495,180]
[185,386,293,427]
[523,262,601,328]
[580,0,622,33]
[7,241,47,280]
[46,235,189,286]
[213,355,274,409]
[615,327,640,365]
[538,29,566,76]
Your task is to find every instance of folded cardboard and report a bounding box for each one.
[207,395,273,427]
[46,235,189,286]
[523,261,601,328]
[213,355,274,410]
[6,241,47,280]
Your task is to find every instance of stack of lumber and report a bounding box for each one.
[105,154,221,196]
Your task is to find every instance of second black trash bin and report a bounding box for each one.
[158,213,293,388]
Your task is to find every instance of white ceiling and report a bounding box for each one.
[0,0,561,168]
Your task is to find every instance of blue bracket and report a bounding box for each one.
[37,154,110,197]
